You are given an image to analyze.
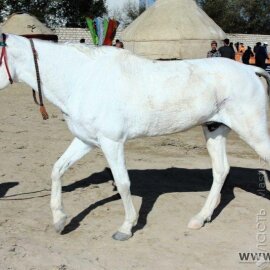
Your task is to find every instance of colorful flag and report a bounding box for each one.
[103,19,119,46]
[86,17,119,46]
[86,17,98,45]
[103,18,109,44]
[94,17,104,46]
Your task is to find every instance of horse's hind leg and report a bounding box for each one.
[188,125,231,229]
[51,137,94,233]
[232,115,270,190]
[228,97,270,167]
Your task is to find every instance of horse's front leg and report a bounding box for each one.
[100,136,137,241]
[51,137,93,233]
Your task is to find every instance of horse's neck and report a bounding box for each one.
[10,35,72,112]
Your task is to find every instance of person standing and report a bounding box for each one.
[263,42,270,73]
[239,43,246,53]
[263,42,268,54]
[218,38,235,60]
[242,46,254,65]
[235,42,240,52]
[207,41,221,58]
[116,41,124,49]
[114,40,124,49]
[255,44,269,69]
[254,42,261,54]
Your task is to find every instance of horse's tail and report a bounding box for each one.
[253,66,270,96]
[255,68,270,186]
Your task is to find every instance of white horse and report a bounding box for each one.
[0,33,270,241]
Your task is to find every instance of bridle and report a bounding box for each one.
[29,39,49,120]
[0,33,49,120]
[0,33,13,84]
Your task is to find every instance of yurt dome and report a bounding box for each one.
[122,0,226,59]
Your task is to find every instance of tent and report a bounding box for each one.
[121,0,226,59]
[2,13,57,41]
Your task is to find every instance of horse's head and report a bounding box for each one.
[0,30,15,89]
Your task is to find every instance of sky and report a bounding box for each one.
[106,0,156,13]
[106,0,139,12]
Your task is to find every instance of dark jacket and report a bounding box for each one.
[255,46,269,69]
[218,45,235,59]
[254,45,261,54]
[242,48,254,64]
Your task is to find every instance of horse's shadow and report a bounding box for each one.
[0,182,19,198]
[61,167,270,235]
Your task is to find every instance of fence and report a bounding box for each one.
[53,28,270,48]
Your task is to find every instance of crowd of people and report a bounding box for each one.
[207,38,269,70]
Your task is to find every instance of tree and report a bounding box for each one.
[196,0,270,34]
[59,0,107,27]
[0,0,5,22]
[0,0,49,24]
[0,0,107,27]
[238,0,270,34]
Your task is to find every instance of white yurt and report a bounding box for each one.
[2,13,58,41]
[122,0,226,59]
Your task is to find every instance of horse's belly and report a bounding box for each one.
[123,85,217,138]
[127,108,213,138]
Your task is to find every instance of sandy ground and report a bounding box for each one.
[0,83,269,270]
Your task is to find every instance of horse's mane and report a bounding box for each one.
[30,37,159,75]
[65,43,100,58]
[64,42,152,62]
[32,37,115,60]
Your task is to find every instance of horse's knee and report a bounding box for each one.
[51,167,60,180]
[213,164,230,181]
[51,161,67,180]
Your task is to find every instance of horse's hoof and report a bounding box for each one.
[187,216,205,230]
[206,216,212,223]
[54,216,67,234]
[112,231,132,241]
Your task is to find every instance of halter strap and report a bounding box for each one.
[0,33,13,84]
[29,39,49,120]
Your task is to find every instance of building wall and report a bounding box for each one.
[53,28,270,49]
[54,28,93,45]
[53,27,122,45]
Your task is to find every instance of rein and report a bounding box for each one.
[0,33,13,84]
[29,39,49,120]
[0,34,49,120]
